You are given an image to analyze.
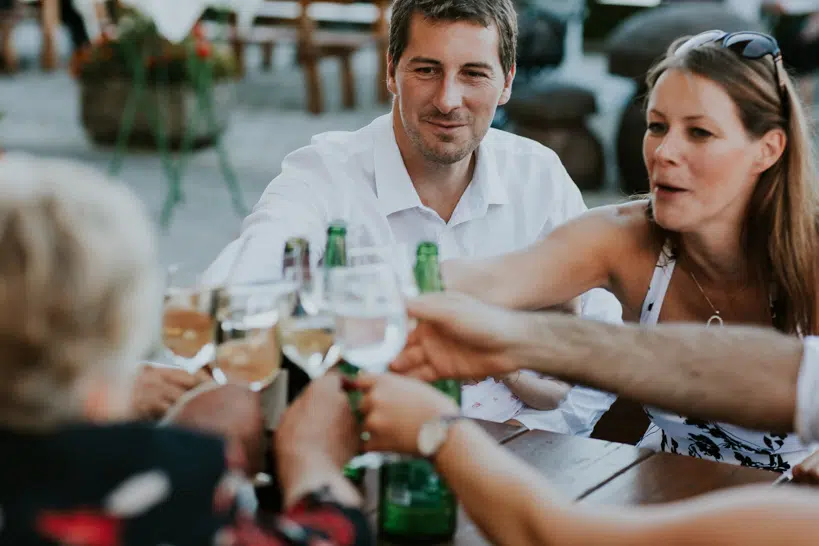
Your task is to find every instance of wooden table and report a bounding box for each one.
[363,420,779,545]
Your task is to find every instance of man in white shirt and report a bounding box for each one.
[197,0,621,432]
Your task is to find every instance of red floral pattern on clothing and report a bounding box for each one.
[34,497,362,546]
[225,500,359,546]
[37,510,122,546]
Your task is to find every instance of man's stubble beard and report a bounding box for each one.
[406,120,482,165]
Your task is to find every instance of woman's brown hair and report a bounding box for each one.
[644,35,819,335]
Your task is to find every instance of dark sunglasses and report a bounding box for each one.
[675,30,788,108]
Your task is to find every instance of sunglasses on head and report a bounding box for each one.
[675,30,788,108]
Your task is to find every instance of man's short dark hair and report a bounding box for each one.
[388,0,518,76]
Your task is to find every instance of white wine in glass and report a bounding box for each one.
[279,314,338,378]
[327,264,408,374]
[162,280,219,370]
[210,282,292,391]
[333,307,406,373]
[213,329,281,392]
[278,272,340,378]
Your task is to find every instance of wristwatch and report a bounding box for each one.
[418,414,464,458]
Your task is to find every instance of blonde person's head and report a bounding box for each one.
[0,153,161,431]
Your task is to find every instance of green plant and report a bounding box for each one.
[72,9,238,84]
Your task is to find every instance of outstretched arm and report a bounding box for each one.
[359,373,817,546]
[393,293,802,433]
[441,204,642,311]
[437,420,818,546]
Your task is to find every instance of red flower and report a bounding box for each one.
[37,510,122,546]
[195,42,211,59]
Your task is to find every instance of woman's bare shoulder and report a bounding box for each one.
[582,200,655,242]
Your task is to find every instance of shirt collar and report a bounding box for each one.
[373,114,424,217]
[372,114,509,218]
[471,135,510,207]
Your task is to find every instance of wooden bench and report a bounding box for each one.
[1,0,60,72]
[2,0,111,73]
[230,0,391,114]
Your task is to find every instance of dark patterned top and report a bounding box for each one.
[0,423,370,546]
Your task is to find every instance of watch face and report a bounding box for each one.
[418,420,448,457]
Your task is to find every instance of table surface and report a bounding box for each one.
[362,419,779,545]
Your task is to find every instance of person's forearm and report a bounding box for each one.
[442,257,521,308]
[437,421,819,546]
[502,373,570,411]
[434,420,574,546]
[509,314,802,432]
[443,256,582,311]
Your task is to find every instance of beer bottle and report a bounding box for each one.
[378,241,460,543]
[280,237,313,403]
[324,221,366,485]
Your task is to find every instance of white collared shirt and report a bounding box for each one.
[202,113,621,433]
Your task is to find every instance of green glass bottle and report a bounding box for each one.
[323,221,366,485]
[323,221,347,271]
[377,241,460,544]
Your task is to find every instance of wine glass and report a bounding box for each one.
[277,266,341,379]
[326,263,409,374]
[210,280,295,392]
[326,263,410,470]
[348,243,418,298]
[161,264,219,372]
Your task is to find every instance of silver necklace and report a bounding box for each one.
[688,270,724,327]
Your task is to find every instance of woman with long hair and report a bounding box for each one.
[443,30,819,471]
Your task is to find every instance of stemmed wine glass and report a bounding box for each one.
[348,243,418,297]
[210,280,296,392]
[326,262,410,469]
[160,264,219,372]
[277,263,342,379]
[325,262,409,374]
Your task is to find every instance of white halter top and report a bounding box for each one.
[638,241,810,472]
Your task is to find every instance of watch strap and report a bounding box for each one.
[423,414,465,461]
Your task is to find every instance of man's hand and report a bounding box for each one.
[276,374,361,508]
[356,373,459,455]
[390,292,524,382]
[131,365,211,420]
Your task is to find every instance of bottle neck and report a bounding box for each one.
[415,259,443,293]
[324,237,347,267]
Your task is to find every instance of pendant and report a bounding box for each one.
[707,314,724,327]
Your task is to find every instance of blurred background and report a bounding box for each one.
[0,0,816,272]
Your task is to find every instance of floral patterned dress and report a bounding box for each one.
[0,423,370,546]
[637,241,812,472]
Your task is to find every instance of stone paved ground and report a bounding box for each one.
[1,19,645,273]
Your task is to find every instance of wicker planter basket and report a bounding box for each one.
[80,78,235,149]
